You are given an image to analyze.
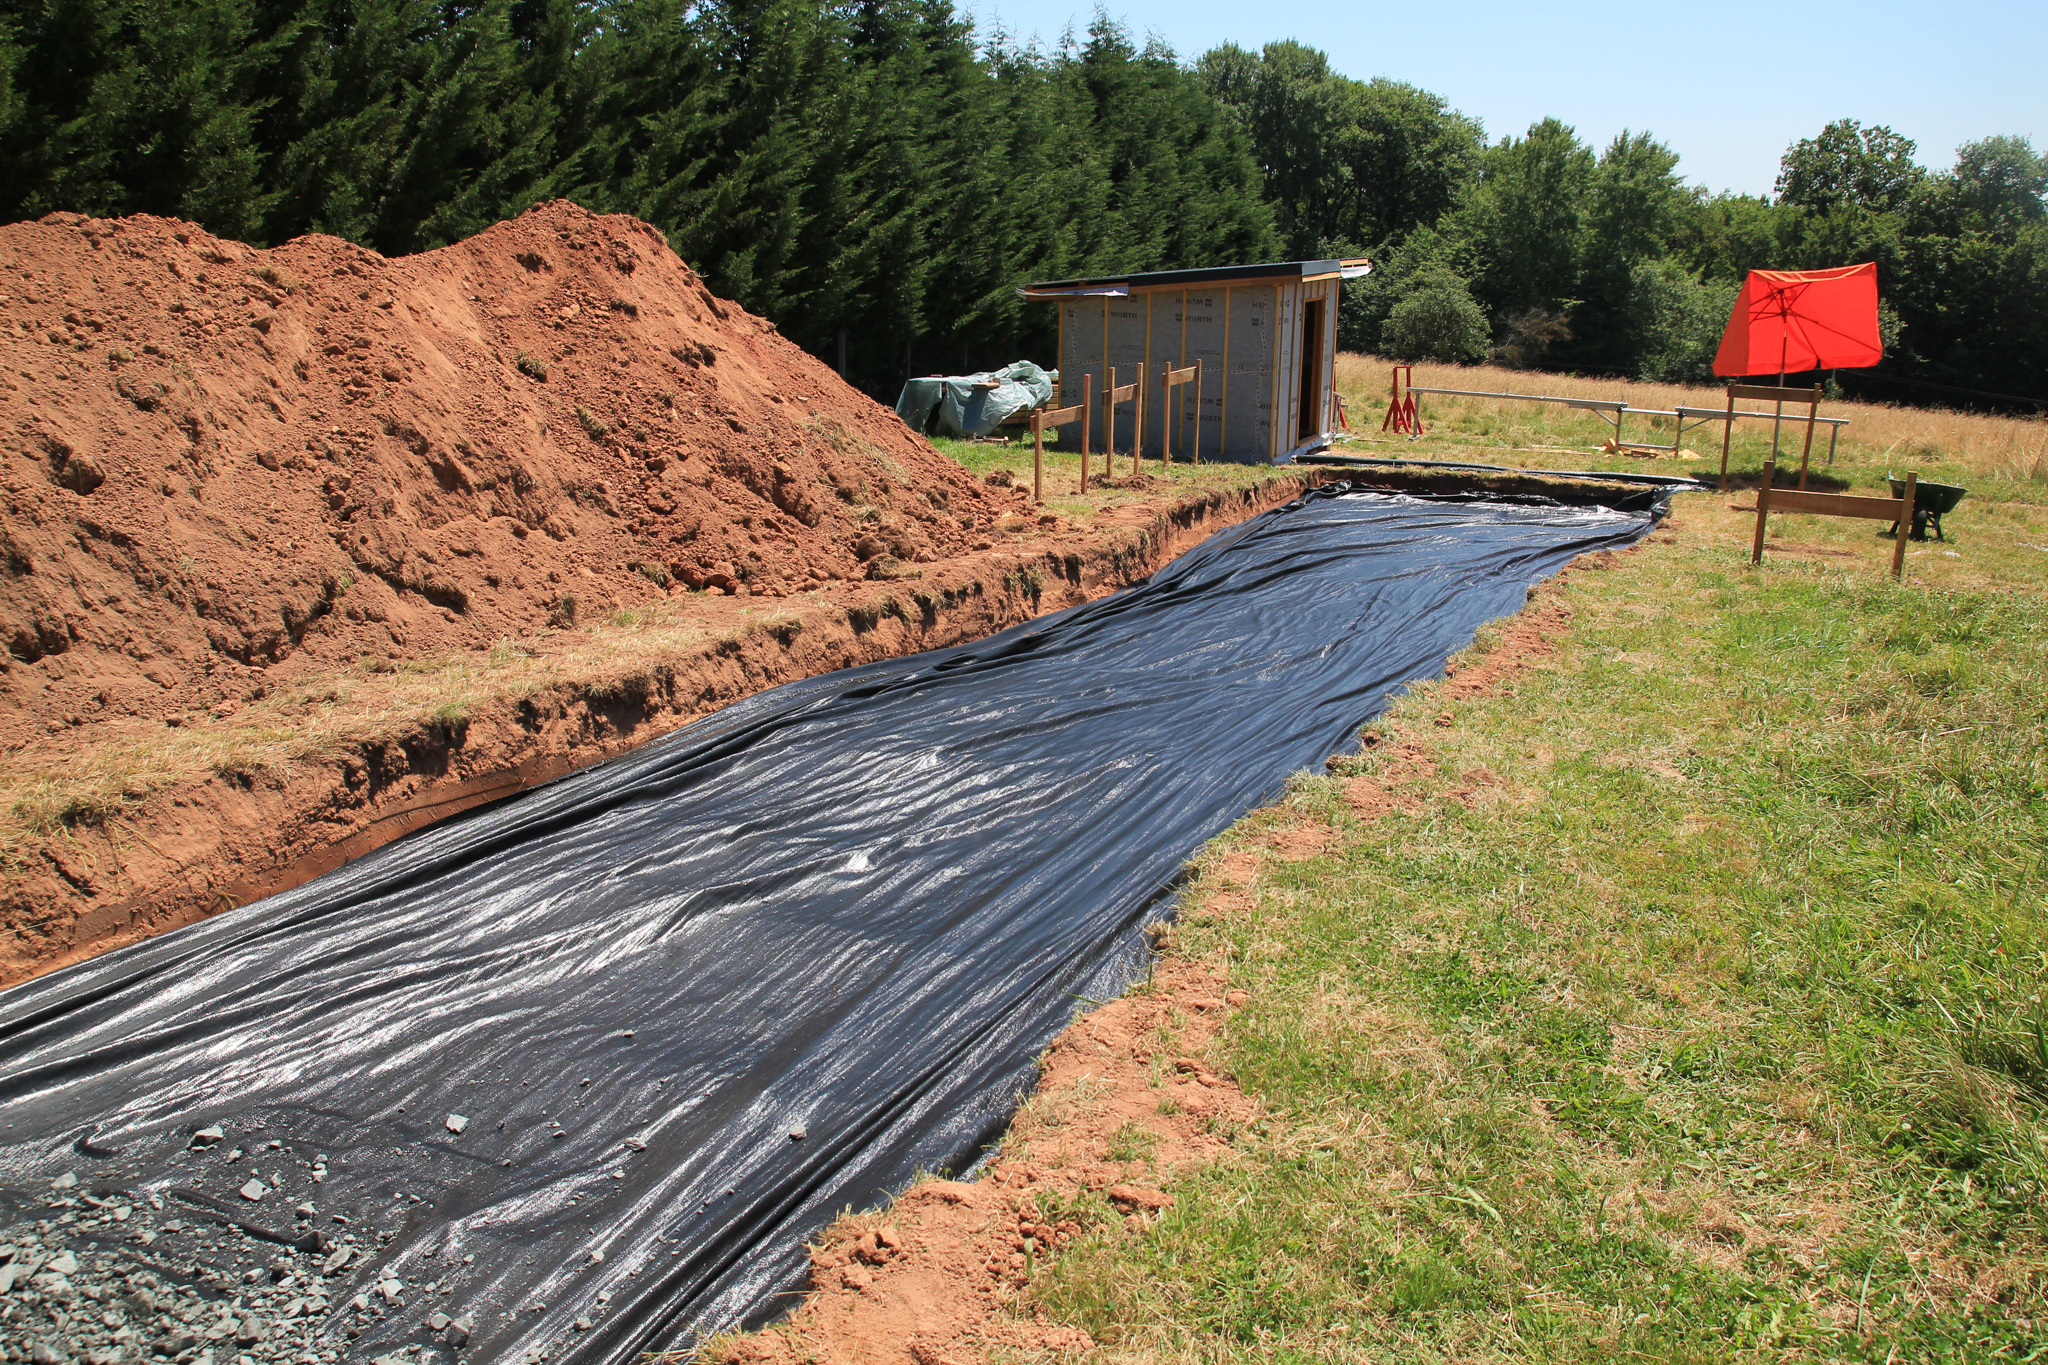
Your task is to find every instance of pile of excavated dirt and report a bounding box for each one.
[0,201,1016,746]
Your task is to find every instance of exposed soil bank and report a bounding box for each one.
[2,474,1309,985]
[0,201,1012,750]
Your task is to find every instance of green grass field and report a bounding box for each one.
[1000,389,2048,1360]
[923,429,1279,517]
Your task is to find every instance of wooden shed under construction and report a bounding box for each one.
[1021,258,1370,463]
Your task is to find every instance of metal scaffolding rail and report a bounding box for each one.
[1403,384,1848,469]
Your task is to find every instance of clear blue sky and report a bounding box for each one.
[961,0,2046,198]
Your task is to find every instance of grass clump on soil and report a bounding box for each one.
[1027,502,2048,1359]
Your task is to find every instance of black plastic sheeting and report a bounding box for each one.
[1303,450,1706,495]
[0,485,1661,1361]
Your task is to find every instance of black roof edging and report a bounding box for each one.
[1023,259,1345,292]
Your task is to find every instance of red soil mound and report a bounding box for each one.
[0,202,1013,745]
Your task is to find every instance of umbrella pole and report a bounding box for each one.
[1772,336,1787,461]
[1718,386,1735,493]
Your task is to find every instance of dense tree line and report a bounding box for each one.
[1204,43,2047,406]
[2,4,2041,408]
[0,0,1277,395]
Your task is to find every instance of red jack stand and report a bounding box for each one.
[1381,364,1422,436]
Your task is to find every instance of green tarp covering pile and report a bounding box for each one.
[895,361,1055,438]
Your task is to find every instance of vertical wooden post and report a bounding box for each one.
[1104,366,1116,484]
[1891,472,1917,578]
[1193,359,1203,465]
[1030,411,1044,505]
[1796,384,1821,490]
[1143,295,1154,465]
[1133,362,1145,476]
[1164,372,1174,467]
[1718,386,1736,493]
[1057,305,1067,411]
[1751,459,1776,564]
[1270,284,1287,461]
[1099,298,1110,413]
[1079,373,1092,495]
[1159,366,1171,467]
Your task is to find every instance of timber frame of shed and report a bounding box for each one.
[1021,258,1370,463]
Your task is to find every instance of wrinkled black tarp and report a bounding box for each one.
[0,486,1657,1361]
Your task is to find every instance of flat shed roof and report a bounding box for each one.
[1019,258,1370,298]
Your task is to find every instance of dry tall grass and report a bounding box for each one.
[1336,353,2048,487]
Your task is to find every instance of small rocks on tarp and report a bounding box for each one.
[0,1181,376,1365]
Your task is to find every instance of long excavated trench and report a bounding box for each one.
[0,479,1666,1365]
[5,475,1312,988]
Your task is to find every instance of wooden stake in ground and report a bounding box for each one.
[1893,471,1918,577]
[1729,382,1825,490]
[1134,362,1146,477]
[1079,373,1093,495]
[1798,386,1821,490]
[1103,368,1140,487]
[1104,366,1117,487]
[1161,362,1199,466]
[1751,458,1776,564]
[1751,459,1919,578]
[1032,398,1089,505]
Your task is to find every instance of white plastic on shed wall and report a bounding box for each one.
[1223,286,1276,458]
[1055,283,1310,460]
[1180,290,1226,457]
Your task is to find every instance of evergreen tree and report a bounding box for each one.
[0,0,281,238]
[1195,39,1480,259]
[0,5,2038,407]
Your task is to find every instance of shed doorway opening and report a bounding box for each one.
[1298,297,1326,439]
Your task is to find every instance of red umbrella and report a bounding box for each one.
[1713,262,1883,379]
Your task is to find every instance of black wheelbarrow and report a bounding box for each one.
[1888,475,1966,541]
